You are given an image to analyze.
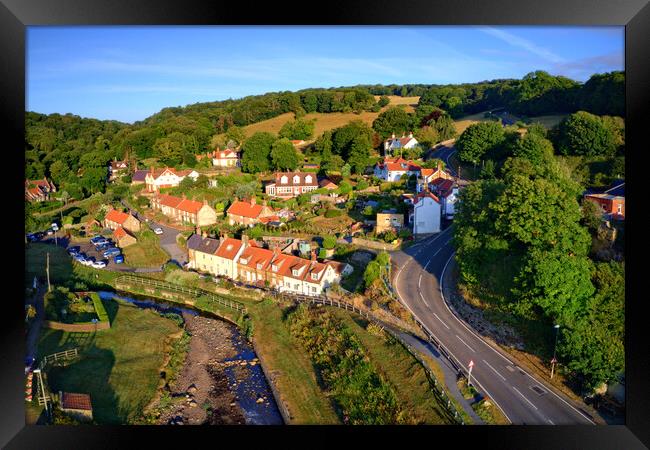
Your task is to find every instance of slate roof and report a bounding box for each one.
[187,234,221,254]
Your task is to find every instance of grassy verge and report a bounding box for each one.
[333,310,454,424]
[457,377,509,425]
[121,231,169,268]
[249,299,340,424]
[37,297,182,424]
[25,243,73,289]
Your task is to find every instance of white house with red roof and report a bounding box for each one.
[384,132,419,156]
[374,157,422,182]
[144,167,199,192]
[429,178,459,219]
[25,178,56,202]
[412,190,441,234]
[211,149,241,168]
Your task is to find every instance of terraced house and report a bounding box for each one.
[186,234,348,296]
[144,167,199,192]
[264,172,319,198]
[25,177,56,202]
[226,197,275,227]
[150,194,218,226]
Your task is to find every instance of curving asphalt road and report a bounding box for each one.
[388,144,598,425]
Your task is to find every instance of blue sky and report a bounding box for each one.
[27,26,624,123]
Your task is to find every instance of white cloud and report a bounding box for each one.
[479,27,565,64]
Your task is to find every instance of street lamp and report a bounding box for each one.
[550,324,560,379]
[33,369,49,417]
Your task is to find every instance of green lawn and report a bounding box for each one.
[333,310,454,424]
[25,243,74,290]
[37,297,182,424]
[121,231,169,268]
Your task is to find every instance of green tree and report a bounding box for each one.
[377,95,390,107]
[456,121,505,166]
[347,135,371,174]
[225,125,246,148]
[322,235,337,249]
[80,167,107,195]
[363,260,381,288]
[270,138,300,171]
[49,160,71,185]
[279,118,316,140]
[241,132,275,173]
[512,133,555,165]
[558,261,625,391]
[372,107,414,139]
[557,111,617,157]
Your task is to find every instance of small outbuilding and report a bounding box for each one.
[60,392,93,421]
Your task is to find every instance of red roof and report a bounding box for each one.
[105,209,131,225]
[213,149,238,159]
[430,178,455,197]
[61,392,92,411]
[378,157,421,172]
[420,168,434,177]
[215,238,243,260]
[113,226,133,240]
[227,199,263,219]
[177,198,204,214]
[414,191,440,204]
[156,194,183,209]
[238,246,274,270]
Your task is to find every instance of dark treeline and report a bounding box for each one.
[357,70,624,118]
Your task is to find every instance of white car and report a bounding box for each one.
[82,258,95,266]
[153,228,163,235]
[91,260,107,269]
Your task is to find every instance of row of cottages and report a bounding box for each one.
[187,234,348,296]
[264,172,319,199]
[25,178,56,202]
[374,157,422,182]
[383,132,419,156]
[150,194,218,226]
[226,197,275,227]
[584,180,625,220]
[144,167,199,193]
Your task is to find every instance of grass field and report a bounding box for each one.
[25,243,74,289]
[121,231,169,268]
[37,297,182,424]
[334,310,454,424]
[453,111,568,135]
[250,300,341,424]
[221,96,419,142]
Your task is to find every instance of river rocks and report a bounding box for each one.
[256,397,264,404]
[189,400,198,408]
[187,384,197,394]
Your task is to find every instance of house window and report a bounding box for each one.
[293,175,300,184]
[272,264,278,272]
[311,286,317,293]
[240,258,248,265]
[295,283,300,290]
[256,263,263,270]
[292,269,299,276]
[281,176,288,184]
[311,273,318,281]
[305,175,312,184]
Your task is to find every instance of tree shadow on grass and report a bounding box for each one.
[46,346,122,424]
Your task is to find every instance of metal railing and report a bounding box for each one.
[114,274,247,314]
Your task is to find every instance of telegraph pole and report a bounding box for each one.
[46,253,51,292]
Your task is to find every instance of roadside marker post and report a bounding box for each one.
[468,360,474,387]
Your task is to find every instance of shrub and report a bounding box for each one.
[381,230,397,243]
[324,209,343,218]
[322,235,337,249]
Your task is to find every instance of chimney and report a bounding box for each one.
[250,196,256,206]
[311,249,317,261]
[438,161,442,171]
[196,225,201,236]
[408,132,413,139]
[203,198,208,206]
[242,234,249,248]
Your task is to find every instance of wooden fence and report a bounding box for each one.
[114,274,247,314]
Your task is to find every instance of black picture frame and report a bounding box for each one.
[3,0,648,448]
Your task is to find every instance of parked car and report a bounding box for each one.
[91,260,107,269]
[81,257,95,266]
[93,238,109,246]
[67,246,81,255]
[96,242,112,251]
[26,233,40,242]
[103,248,121,258]
[153,227,163,235]
[113,255,125,264]
[90,235,105,244]
[46,229,55,236]
[51,223,59,231]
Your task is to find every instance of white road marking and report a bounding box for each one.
[512,386,538,410]
[418,291,430,307]
[547,419,555,425]
[418,274,422,287]
[456,335,476,353]
[482,359,506,381]
[433,312,450,330]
